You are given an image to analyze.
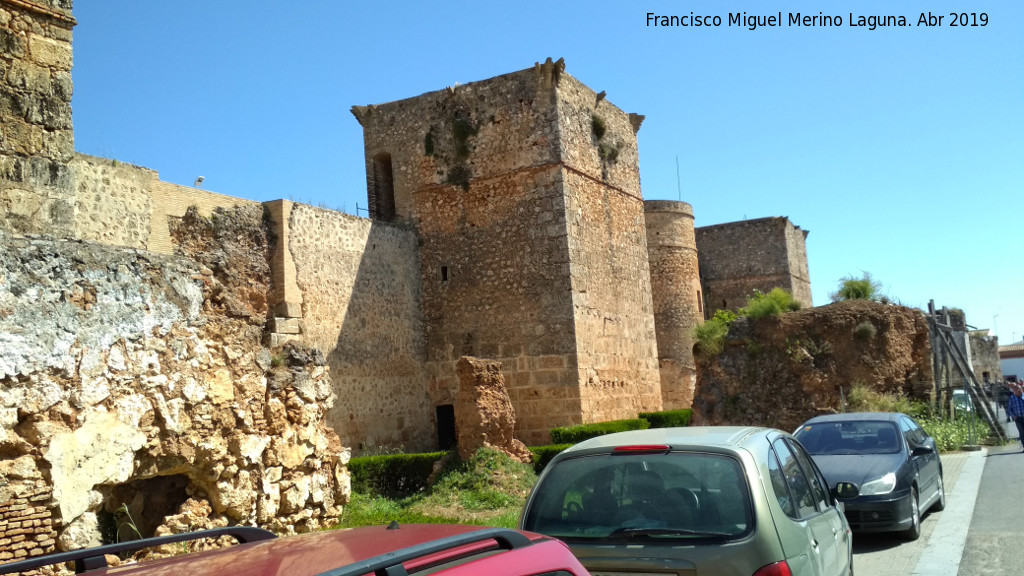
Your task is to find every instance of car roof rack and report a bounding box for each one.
[0,526,276,574]
[316,526,532,576]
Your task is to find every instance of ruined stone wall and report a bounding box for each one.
[969,330,1002,385]
[0,0,75,238]
[644,200,702,409]
[695,216,812,316]
[0,207,349,568]
[693,300,932,431]
[285,203,430,453]
[67,154,261,255]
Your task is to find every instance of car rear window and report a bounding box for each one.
[795,421,902,455]
[522,452,752,541]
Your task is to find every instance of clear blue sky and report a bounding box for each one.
[69,1,1023,343]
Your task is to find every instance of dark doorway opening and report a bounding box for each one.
[436,404,456,451]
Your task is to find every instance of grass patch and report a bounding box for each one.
[740,288,801,320]
[335,447,537,530]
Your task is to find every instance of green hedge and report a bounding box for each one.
[640,409,692,428]
[528,444,573,473]
[550,418,650,444]
[348,452,447,498]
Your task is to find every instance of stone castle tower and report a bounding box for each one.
[351,58,666,441]
[644,200,703,409]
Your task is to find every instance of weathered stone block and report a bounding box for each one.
[28,34,71,69]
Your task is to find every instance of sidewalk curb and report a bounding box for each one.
[910,448,986,576]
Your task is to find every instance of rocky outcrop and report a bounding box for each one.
[454,357,532,463]
[692,300,933,431]
[0,205,349,567]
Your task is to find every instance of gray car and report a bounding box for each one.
[520,426,858,576]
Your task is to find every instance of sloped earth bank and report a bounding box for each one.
[692,300,933,432]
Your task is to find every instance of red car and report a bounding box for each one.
[0,523,591,576]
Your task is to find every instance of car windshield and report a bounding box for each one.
[795,421,902,455]
[522,451,752,541]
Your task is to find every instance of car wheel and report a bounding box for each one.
[931,471,946,512]
[903,487,921,541]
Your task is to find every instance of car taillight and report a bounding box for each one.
[612,445,670,454]
[752,560,793,576]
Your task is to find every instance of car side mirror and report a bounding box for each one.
[832,481,859,500]
[911,445,935,456]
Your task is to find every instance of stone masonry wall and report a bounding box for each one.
[645,200,702,410]
[969,331,1003,385]
[695,216,812,316]
[0,0,76,238]
[558,72,662,422]
[0,207,349,569]
[357,62,585,445]
[68,154,261,255]
[285,203,430,453]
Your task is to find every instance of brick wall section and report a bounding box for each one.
[0,0,76,237]
[645,200,701,409]
[285,203,430,451]
[0,485,56,566]
[695,216,812,316]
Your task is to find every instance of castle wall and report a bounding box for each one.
[357,64,585,445]
[68,154,260,254]
[558,76,661,422]
[285,204,431,452]
[695,217,812,316]
[0,0,76,239]
[644,200,702,409]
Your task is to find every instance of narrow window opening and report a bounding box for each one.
[441,266,449,282]
[372,152,396,221]
[436,405,456,451]
[697,290,703,314]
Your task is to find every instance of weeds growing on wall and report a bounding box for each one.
[693,309,736,358]
[853,320,878,341]
[740,288,801,320]
[831,272,884,302]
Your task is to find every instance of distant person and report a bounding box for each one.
[1007,383,1024,451]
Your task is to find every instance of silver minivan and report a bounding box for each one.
[520,426,858,576]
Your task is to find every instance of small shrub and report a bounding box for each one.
[692,309,736,357]
[853,321,877,341]
[550,418,650,444]
[348,451,447,498]
[831,272,883,302]
[591,114,607,140]
[639,409,692,428]
[529,444,573,473]
[845,384,914,414]
[740,288,801,320]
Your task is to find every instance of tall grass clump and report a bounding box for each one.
[739,288,801,320]
[831,272,883,302]
[693,309,736,357]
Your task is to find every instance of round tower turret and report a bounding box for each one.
[644,200,703,409]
